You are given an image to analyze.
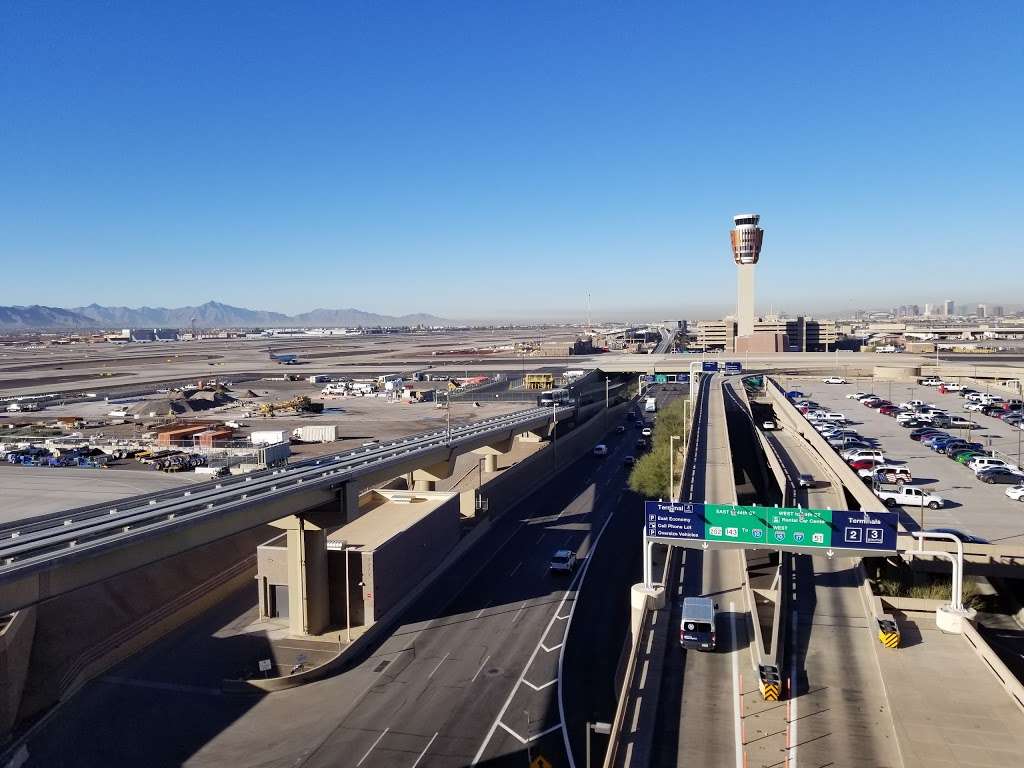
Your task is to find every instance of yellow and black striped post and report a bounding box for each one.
[877,615,900,649]
[758,664,781,701]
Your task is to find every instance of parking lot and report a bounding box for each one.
[787,376,1024,545]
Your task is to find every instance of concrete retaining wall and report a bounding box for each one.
[0,608,36,740]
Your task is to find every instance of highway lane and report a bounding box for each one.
[15,413,638,768]
[651,374,748,768]
[767,418,901,767]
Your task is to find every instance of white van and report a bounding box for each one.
[968,456,1019,474]
[820,412,847,423]
[842,448,886,462]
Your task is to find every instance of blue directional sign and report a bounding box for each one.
[644,501,898,554]
[702,361,719,372]
[677,373,690,384]
[724,361,743,374]
[643,374,655,383]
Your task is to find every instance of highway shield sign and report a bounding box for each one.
[645,502,897,555]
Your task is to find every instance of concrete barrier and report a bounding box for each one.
[962,621,1024,714]
[0,609,36,740]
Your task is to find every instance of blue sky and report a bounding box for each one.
[1,2,1022,321]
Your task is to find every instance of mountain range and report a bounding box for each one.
[0,302,449,330]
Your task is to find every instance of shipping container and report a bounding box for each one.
[292,425,339,442]
[250,430,287,445]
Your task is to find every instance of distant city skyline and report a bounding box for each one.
[2,3,1022,317]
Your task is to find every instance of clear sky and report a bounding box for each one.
[2,2,1022,321]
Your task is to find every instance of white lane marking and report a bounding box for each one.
[428,652,450,679]
[475,601,490,619]
[730,600,742,768]
[789,606,798,768]
[512,600,528,623]
[497,721,563,745]
[508,561,522,578]
[535,532,545,544]
[471,655,491,683]
[473,548,589,764]
[411,732,439,768]
[356,727,389,766]
[523,678,558,691]
[540,642,562,653]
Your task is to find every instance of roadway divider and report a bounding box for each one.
[226,401,633,694]
[962,620,1024,714]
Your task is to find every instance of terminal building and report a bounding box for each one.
[691,317,838,353]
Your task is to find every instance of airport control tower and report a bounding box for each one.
[730,213,764,337]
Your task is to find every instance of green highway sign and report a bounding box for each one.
[645,502,898,554]
[655,374,668,384]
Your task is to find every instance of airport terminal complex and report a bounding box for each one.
[2,216,1024,768]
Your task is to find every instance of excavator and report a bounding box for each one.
[257,395,324,417]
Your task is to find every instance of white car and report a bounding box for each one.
[899,400,927,410]
[761,420,777,430]
[920,378,943,386]
[944,383,964,391]
[1006,485,1024,502]
[847,391,869,400]
[877,486,945,509]
[822,376,847,384]
[968,456,1019,474]
[965,402,987,412]
[819,412,847,423]
[593,444,609,457]
[641,427,652,438]
[843,448,886,462]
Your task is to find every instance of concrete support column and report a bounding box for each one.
[285,518,330,637]
[414,479,437,491]
[483,453,498,473]
[339,481,361,523]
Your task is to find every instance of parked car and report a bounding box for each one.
[943,383,965,392]
[623,455,636,467]
[842,448,886,462]
[876,485,945,509]
[921,433,953,448]
[1006,485,1024,502]
[964,402,987,412]
[849,458,884,472]
[822,376,847,384]
[641,427,653,437]
[847,392,870,400]
[593,444,609,457]
[977,467,1024,485]
[854,393,879,402]
[909,428,945,441]
[761,419,778,430]
[616,425,626,434]
[968,456,1020,474]
[899,418,927,428]
[920,378,943,386]
[952,449,988,464]
[866,466,913,484]
[900,400,928,410]
[863,400,891,409]
[878,405,901,416]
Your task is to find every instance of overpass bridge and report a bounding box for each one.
[0,404,575,623]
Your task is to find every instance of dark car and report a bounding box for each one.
[931,436,962,452]
[879,405,901,416]
[900,418,926,428]
[910,428,945,441]
[978,467,1024,485]
[927,528,990,545]
[936,439,968,455]
[958,389,979,398]
[786,391,805,399]
[982,404,1008,417]
[866,399,892,409]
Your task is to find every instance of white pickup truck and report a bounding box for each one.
[876,485,945,509]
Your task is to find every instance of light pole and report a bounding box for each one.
[605,376,610,432]
[669,435,681,501]
[343,541,352,644]
[585,721,612,768]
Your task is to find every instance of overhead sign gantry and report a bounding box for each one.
[644,501,898,557]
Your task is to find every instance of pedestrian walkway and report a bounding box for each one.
[877,609,1024,767]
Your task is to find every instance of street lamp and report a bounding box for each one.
[585,721,612,768]
[669,435,682,501]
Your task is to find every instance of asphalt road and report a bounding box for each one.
[15,412,641,768]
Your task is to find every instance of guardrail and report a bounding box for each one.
[0,406,574,599]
